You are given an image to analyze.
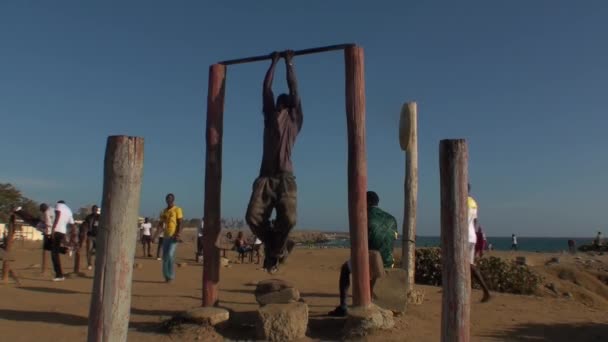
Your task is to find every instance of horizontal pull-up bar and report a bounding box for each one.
[218,43,356,66]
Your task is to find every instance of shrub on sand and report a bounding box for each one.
[414,248,542,295]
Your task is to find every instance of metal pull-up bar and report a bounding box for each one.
[218,43,355,66]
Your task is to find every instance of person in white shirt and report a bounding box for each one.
[139,217,153,258]
[140,218,153,256]
[511,234,518,250]
[50,200,75,281]
[468,184,491,302]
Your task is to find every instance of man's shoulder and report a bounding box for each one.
[368,207,397,228]
[170,206,184,216]
[370,206,396,219]
[56,203,71,213]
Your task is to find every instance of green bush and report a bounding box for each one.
[477,256,542,295]
[414,248,542,295]
[415,248,443,286]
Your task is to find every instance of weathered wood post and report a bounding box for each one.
[74,231,85,274]
[344,45,371,307]
[2,214,16,283]
[41,246,48,274]
[87,135,144,342]
[439,139,470,342]
[399,102,418,293]
[202,63,226,307]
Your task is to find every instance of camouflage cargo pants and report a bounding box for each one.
[245,173,297,260]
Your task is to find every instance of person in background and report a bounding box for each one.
[39,204,56,255]
[196,218,204,262]
[50,200,75,282]
[567,239,576,254]
[511,234,518,251]
[328,191,398,317]
[13,204,68,269]
[234,231,252,262]
[158,193,183,283]
[140,217,153,258]
[474,221,485,258]
[252,235,263,264]
[594,231,603,246]
[83,205,101,270]
[468,184,491,302]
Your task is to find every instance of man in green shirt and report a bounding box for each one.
[329,191,398,317]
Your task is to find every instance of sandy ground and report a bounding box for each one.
[1,237,608,341]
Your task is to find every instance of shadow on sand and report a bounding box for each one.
[483,322,608,341]
[17,286,87,295]
[0,309,88,326]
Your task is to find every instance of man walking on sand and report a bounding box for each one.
[50,200,75,282]
[159,194,183,283]
[83,205,101,270]
[328,191,398,317]
[245,50,303,274]
[468,184,491,302]
[511,234,518,251]
[140,217,153,258]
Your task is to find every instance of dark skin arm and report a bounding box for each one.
[284,50,303,130]
[263,52,280,115]
[173,218,183,241]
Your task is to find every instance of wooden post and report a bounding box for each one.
[439,139,470,342]
[74,232,85,274]
[87,136,144,342]
[202,63,226,307]
[344,45,371,307]
[41,248,48,274]
[2,214,16,283]
[399,102,418,292]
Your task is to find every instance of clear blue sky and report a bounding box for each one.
[1,1,607,237]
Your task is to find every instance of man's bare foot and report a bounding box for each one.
[481,293,491,303]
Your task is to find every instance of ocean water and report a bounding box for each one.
[318,236,596,253]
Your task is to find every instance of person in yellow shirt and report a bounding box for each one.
[158,193,183,283]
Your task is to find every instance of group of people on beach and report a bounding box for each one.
[10,193,185,283]
[13,201,88,281]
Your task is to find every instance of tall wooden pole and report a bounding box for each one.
[2,214,16,283]
[439,139,470,342]
[202,63,226,307]
[399,102,418,293]
[41,247,48,274]
[87,136,144,342]
[344,45,371,307]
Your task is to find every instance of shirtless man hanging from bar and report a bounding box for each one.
[245,50,303,274]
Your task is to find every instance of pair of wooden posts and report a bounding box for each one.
[401,105,471,342]
[203,44,372,307]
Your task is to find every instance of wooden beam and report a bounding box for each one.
[202,63,226,307]
[439,139,470,342]
[218,43,355,66]
[344,45,371,307]
[87,135,144,342]
[400,102,418,293]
